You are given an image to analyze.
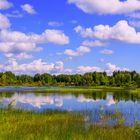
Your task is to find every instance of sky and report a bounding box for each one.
[0,0,140,75]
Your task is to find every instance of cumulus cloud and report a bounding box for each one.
[0,13,69,61]
[0,59,64,75]
[75,20,140,44]
[74,25,93,38]
[5,53,33,60]
[75,63,129,75]
[100,49,114,55]
[106,63,129,74]
[21,4,36,14]
[42,30,69,45]
[68,0,140,14]
[0,29,69,55]
[0,59,130,75]
[70,63,129,75]
[0,0,12,10]
[77,46,90,54]
[0,13,10,29]
[64,46,90,57]
[0,42,42,53]
[0,29,69,45]
[76,66,102,74]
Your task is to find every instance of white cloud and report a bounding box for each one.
[0,42,42,53]
[76,66,102,74]
[21,4,36,14]
[64,46,90,57]
[70,63,129,75]
[68,0,140,14]
[5,53,33,60]
[0,59,130,75]
[0,13,10,29]
[77,46,90,54]
[74,25,93,38]
[0,0,12,10]
[48,21,63,27]
[106,63,129,74]
[41,30,69,45]
[75,20,140,44]
[106,63,120,73]
[0,59,64,75]
[0,29,69,54]
[100,49,114,55]
[0,13,69,60]
[16,53,32,60]
[64,49,77,56]
[81,40,107,47]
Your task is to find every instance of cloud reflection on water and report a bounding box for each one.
[0,93,117,109]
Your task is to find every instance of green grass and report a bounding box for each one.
[33,87,140,97]
[0,109,139,140]
[129,89,140,97]
[33,87,125,93]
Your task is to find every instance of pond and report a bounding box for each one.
[0,88,140,126]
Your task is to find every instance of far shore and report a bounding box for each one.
[0,86,139,97]
[32,86,140,96]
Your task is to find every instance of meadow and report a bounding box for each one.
[0,109,139,140]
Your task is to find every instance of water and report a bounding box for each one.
[0,87,140,126]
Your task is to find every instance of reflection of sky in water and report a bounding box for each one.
[0,92,140,126]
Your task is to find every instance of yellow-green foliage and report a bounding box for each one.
[0,109,137,140]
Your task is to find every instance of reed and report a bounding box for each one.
[0,109,138,140]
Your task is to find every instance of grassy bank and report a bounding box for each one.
[33,87,126,93]
[0,109,139,140]
[33,86,140,95]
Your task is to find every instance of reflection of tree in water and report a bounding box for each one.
[88,91,139,101]
[113,91,139,101]
[0,92,15,98]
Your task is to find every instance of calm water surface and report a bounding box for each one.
[0,87,140,126]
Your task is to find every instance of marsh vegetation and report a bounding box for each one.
[0,89,140,140]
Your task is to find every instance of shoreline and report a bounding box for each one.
[0,86,139,97]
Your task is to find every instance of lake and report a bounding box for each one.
[0,87,140,126]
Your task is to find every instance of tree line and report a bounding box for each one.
[0,71,140,87]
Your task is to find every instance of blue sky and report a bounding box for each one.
[0,0,140,75]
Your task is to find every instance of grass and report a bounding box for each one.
[129,89,140,97]
[0,87,140,139]
[33,87,125,93]
[33,87,140,98]
[0,109,139,140]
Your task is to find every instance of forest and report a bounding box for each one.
[0,71,140,87]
